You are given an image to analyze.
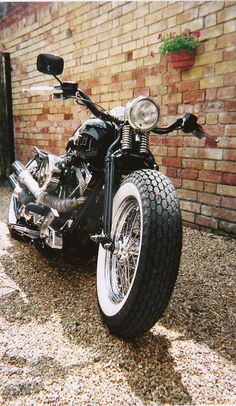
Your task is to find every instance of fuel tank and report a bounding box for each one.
[67,118,116,169]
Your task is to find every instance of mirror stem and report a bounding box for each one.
[52,73,63,85]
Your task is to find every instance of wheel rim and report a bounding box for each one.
[105,196,142,305]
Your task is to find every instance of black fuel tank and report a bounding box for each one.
[68,118,116,168]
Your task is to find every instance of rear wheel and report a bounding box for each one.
[96,169,182,339]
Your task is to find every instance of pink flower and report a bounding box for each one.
[193,31,201,38]
[149,50,155,58]
[157,33,162,40]
[169,32,176,39]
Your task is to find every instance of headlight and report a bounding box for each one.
[126,96,160,132]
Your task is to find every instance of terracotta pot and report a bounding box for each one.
[166,50,195,70]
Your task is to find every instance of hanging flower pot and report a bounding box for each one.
[149,29,201,71]
[166,50,195,71]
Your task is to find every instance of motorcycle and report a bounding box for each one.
[8,54,217,339]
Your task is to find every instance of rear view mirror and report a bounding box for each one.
[37,54,64,76]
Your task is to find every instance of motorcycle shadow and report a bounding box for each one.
[0,239,192,404]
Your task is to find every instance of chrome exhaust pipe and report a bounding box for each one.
[12,160,40,198]
[9,174,18,190]
[11,160,86,212]
[9,224,39,239]
[12,161,25,177]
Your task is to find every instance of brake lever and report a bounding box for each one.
[192,124,219,144]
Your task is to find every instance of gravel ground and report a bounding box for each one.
[0,185,235,405]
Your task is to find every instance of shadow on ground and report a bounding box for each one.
[0,186,235,403]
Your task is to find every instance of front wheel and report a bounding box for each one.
[96,169,182,339]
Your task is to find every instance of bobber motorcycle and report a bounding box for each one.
[8,54,217,339]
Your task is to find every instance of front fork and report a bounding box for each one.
[91,130,122,248]
[91,128,157,249]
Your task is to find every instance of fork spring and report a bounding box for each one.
[121,125,132,150]
[140,133,149,154]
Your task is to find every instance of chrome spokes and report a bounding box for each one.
[106,198,142,304]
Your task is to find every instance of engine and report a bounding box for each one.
[37,154,62,193]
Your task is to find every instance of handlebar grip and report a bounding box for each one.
[23,86,56,94]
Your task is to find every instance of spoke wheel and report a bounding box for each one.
[97,169,182,339]
[106,196,142,305]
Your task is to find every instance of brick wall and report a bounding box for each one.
[0,1,235,236]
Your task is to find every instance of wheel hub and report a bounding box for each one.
[113,236,139,262]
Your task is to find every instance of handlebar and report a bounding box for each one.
[23,85,219,143]
[152,113,219,144]
[23,86,63,95]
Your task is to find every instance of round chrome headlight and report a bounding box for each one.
[126,96,160,132]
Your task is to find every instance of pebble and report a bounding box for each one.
[0,186,235,405]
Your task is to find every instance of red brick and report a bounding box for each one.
[221,196,236,210]
[168,104,178,114]
[197,192,221,206]
[163,72,181,85]
[182,159,203,170]
[205,101,224,112]
[201,204,213,217]
[111,73,119,83]
[182,179,204,191]
[133,87,150,97]
[64,113,73,120]
[204,183,217,193]
[224,47,236,61]
[152,146,168,156]
[206,88,218,100]
[166,168,177,177]
[179,80,199,93]
[178,147,198,158]
[224,150,236,161]
[177,189,197,201]
[218,32,236,49]
[199,170,222,183]
[213,207,236,222]
[223,173,236,186]
[163,93,182,104]
[178,169,199,180]
[183,90,205,104]
[181,200,201,213]
[219,138,236,148]
[150,65,166,75]
[168,84,178,94]
[217,87,235,100]
[162,157,182,167]
[170,178,182,189]
[225,99,236,111]
[150,136,164,146]
[163,137,184,147]
[224,72,236,86]
[216,161,236,173]
[224,125,236,136]
[132,68,150,80]
[196,214,218,229]
[183,137,205,147]
[168,147,177,157]
[176,7,198,24]
[203,125,224,137]
[204,65,215,77]
[219,112,236,124]
[199,144,224,160]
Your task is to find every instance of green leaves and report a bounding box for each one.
[159,34,200,55]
